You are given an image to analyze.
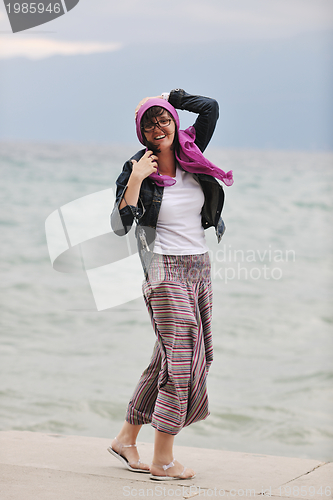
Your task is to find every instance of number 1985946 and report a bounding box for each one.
[6,3,61,14]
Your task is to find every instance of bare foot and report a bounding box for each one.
[111,438,150,472]
[150,459,195,479]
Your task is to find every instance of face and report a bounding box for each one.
[143,110,176,152]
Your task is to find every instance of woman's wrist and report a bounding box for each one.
[130,170,145,184]
[168,88,185,109]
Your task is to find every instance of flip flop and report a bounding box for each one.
[150,459,196,481]
[107,437,150,474]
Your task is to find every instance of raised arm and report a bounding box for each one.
[168,89,219,152]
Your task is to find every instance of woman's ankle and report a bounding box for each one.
[152,455,174,466]
[115,434,136,445]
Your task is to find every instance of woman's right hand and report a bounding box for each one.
[118,151,157,210]
[131,151,158,182]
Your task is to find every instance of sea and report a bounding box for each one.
[1,142,332,461]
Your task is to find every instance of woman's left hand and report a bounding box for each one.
[135,95,162,118]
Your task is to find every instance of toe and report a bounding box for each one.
[132,461,150,471]
[182,466,195,478]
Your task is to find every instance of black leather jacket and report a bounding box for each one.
[110,89,226,275]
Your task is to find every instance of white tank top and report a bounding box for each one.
[153,165,209,255]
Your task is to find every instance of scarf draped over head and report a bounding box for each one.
[135,98,234,187]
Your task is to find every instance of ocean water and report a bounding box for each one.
[1,142,332,461]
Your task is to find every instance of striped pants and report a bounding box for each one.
[126,252,213,435]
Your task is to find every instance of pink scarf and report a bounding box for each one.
[136,98,233,187]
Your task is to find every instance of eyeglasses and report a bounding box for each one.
[142,118,172,133]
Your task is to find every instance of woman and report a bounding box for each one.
[109,89,233,480]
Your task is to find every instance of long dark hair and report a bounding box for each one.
[140,106,179,154]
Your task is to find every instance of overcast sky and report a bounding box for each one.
[1,0,332,149]
[0,0,333,59]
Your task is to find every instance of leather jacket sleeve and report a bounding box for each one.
[169,89,219,153]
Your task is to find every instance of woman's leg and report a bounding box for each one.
[126,340,162,426]
[109,341,162,472]
[150,429,195,478]
[111,421,150,471]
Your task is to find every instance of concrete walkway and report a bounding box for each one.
[0,431,331,499]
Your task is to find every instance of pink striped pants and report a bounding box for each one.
[126,252,213,435]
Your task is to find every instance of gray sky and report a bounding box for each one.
[1,0,333,59]
[0,1,332,149]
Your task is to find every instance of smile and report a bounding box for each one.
[154,135,166,140]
